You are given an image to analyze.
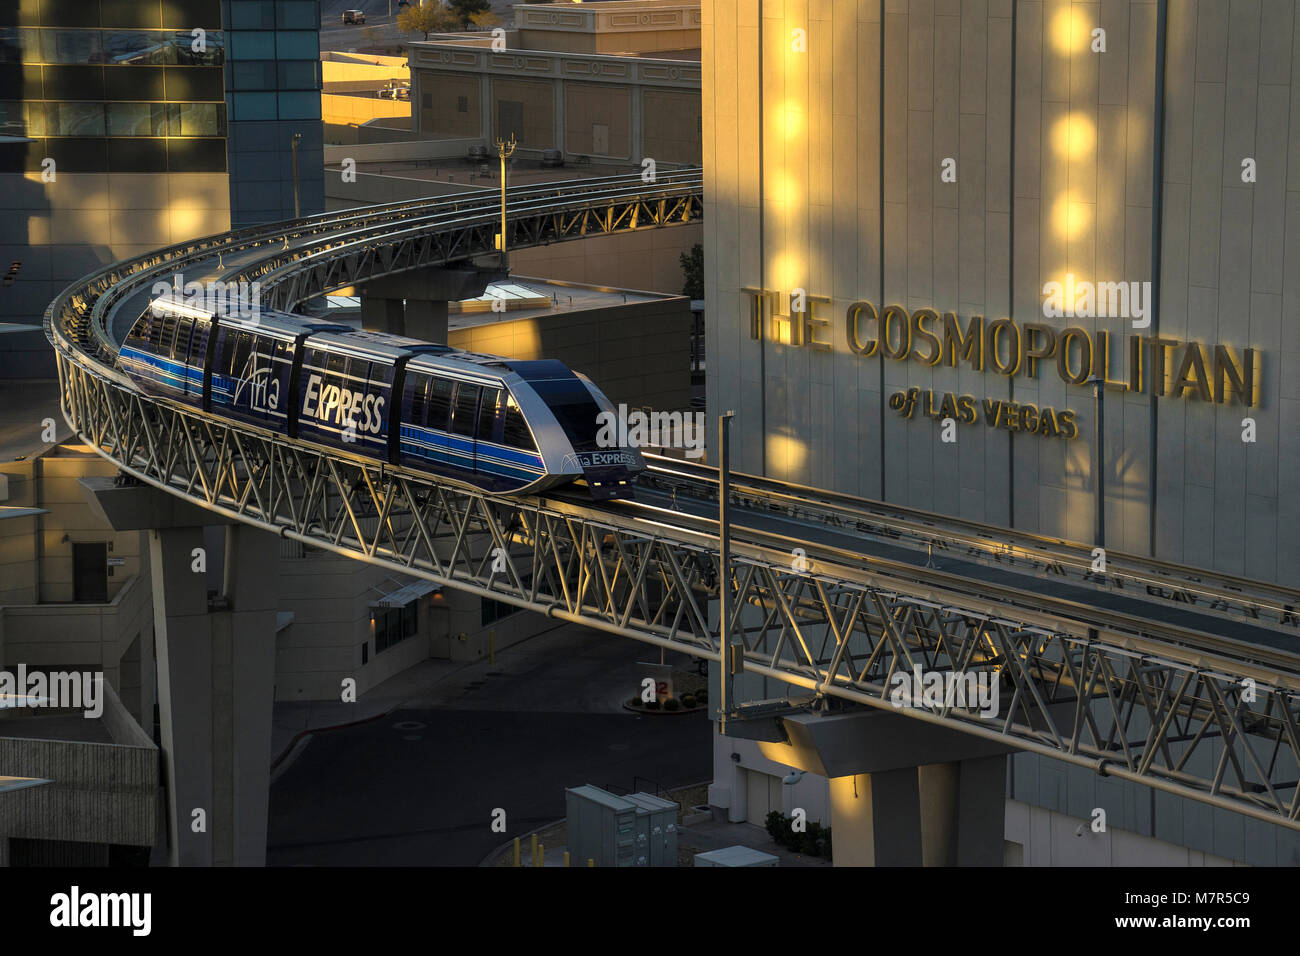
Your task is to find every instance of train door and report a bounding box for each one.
[474,386,502,475]
[345,355,392,459]
[424,376,454,469]
[403,373,453,470]
[187,317,212,404]
[169,316,196,398]
[447,381,480,477]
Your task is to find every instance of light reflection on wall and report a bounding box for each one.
[1050,192,1092,239]
[1048,5,1093,54]
[766,431,807,474]
[1050,112,1095,160]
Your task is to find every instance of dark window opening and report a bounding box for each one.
[73,542,108,603]
[373,601,418,653]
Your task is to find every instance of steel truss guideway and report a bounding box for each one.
[45,172,1300,832]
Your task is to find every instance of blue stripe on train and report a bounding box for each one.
[399,425,544,483]
[123,352,554,489]
[120,347,202,394]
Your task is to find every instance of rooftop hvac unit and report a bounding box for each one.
[468,144,490,162]
[540,148,564,168]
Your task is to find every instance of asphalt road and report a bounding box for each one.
[267,705,711,866]
[268,624,712,866]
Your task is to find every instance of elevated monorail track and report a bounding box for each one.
[639,454,1300,637]
[44,171,1300,829]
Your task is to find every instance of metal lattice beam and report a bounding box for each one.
[54,358,1300,830]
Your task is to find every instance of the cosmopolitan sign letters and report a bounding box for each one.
[742,288,1260,441]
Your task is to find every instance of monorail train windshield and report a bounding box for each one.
[527,377,605,452]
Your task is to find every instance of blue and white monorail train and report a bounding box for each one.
[118,296,645,499]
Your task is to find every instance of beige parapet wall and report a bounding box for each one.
[322,92,410,128]
[327,170,491,207]
[322,56,409,94]
[322,137,487,165]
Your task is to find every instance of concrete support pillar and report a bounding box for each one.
[919,761,960,866]
[749,708,1014,867]
[829,769,923,867]
[403,298,449,344]
[360,296,404,336]
[955,755,1007,866]
[150,524,278,866]
[358,264,505,341]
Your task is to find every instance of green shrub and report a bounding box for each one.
[694,687,709,703]
[764,810,786,844]
[664,697,681,712]
[681,694,696,708]
[646,699,661,710]
[763,811,833,857]
[627,696,642,708]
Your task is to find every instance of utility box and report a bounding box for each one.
[565,786,642,867]
[694,846,780,867]
[625,792,679,867]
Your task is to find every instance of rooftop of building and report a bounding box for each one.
[338,153,692,188]
[403,0,702,61]
[326,275,683,331]
[0,378,62,464]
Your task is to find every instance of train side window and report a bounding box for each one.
[228,331,252,377]
[158,313,178,356]
[478,387,501,442]
[502,394,536,451]
[450,382,480,437]
[426,377,453,430]
[171,317,194,360]
[347,358,371,422]
[344,357,367,391]
[252,333,274,362]
[190,321,210,367]
[407,373,428,427]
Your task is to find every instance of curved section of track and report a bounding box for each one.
[43,170,1300,830]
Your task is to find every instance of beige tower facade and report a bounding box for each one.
[703,0,1299,587]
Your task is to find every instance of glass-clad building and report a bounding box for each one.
[0,0,227,174]
[0,0,323,332]
[222,0,324,226]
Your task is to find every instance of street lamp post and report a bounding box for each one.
[1091,376,1105,550]
[495,133,517,269]
[718,410,737,733]
[290,132,302,219]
